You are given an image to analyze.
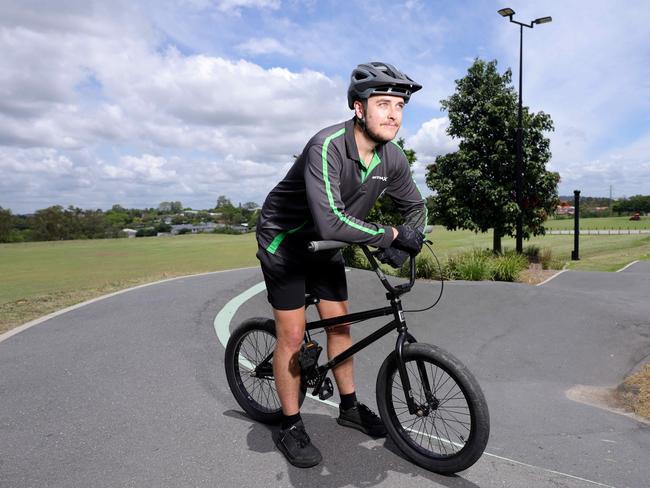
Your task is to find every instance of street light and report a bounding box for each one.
[498,8,552,253]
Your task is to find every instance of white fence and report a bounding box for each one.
[546,229,650,235]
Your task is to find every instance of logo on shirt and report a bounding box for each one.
[371,175,388,182]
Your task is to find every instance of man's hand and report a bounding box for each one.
[392,224,424,255]
[376,247,409,268]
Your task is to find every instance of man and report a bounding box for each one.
[256,62,427,467]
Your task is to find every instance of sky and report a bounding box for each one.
[1,0,649,213]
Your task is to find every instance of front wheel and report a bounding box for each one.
[376,343,490,474]
[224,317,306,424]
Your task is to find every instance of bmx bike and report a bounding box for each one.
[224,241,490,473]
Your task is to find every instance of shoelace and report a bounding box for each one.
[287,425,310,448]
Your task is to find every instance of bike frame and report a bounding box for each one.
[257,243,434,415]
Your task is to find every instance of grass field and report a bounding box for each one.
[546,215,650,230]
[1,221,650,334]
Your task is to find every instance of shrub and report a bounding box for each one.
[136,227,157,237]
[524,245,541,263]
[415,254,442,279]
[212,226,242,235]
[447,249,493,281]
[342,245,371,270]
[491,252,528,281]
[539,247,554,269]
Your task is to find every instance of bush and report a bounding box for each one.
[446,249,493,281]
[524,245,541,263]
[136,227,157,237]
[212,226,242,235]
[443,248,527,282]
[491,251,528,281]
[539,247,554,269]
[342,245,371,270]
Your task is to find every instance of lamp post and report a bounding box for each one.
[498,8,552,253]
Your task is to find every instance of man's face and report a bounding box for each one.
[355,95,404,142]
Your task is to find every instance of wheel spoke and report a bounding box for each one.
[234,329,282,414]
[386,351,478,459]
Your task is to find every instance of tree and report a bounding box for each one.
[426,59,559,253]
[367,138,422,226]
[613,195,650,215]
[31,206,71,241]
[0,206,13,242]
[215,195,233,209]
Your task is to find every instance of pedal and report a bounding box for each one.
[318,377,333,400]
[298,340,322,371]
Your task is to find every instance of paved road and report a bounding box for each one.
[1,263,649,488]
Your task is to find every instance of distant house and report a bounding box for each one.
[170,222,217,235]
[122,228,137,238]
[556,201,575,216]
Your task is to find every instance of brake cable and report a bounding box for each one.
[403,241,444,313]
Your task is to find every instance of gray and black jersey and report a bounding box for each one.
[256,118,427,260]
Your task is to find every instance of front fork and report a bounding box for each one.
[393,299,435,416]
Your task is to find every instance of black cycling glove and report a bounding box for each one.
[392,224,424,255]
[376,247,409,268]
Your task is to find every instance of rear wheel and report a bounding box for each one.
[224,317,306,424]
[376,343,489,474]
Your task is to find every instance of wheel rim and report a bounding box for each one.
[234,329,281,414]
[389,357,473,458]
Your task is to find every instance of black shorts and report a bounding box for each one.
[256,247,348,310]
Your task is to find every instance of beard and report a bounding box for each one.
[364,121,396,144]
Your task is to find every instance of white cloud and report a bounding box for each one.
[407,117,457,163]
[553,131,650,197]
[216,0,280,13]
[237,37,292,56]
[0,1,353,212]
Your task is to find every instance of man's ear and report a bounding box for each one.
[353,100,364,119]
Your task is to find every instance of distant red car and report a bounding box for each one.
[629,213,641,221]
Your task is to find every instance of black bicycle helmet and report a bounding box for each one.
[347,62,422,109]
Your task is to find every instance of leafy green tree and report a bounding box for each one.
[0,206,14,242]
[426,59,560,253]
[31,205,70,241]
[613,195,650,214]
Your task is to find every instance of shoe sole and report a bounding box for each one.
[336,417,387,437]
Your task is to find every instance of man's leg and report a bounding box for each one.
[271,305,323,468]
[317,299,355,395]
[272,307,307,416]
[317,299,387,438]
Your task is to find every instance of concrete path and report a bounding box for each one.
[1,263,649,488]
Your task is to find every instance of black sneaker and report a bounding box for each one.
[273,420,322,468]
[337,402,387,437]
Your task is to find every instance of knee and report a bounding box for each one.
[277,328,305,351]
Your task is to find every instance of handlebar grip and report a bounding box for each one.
[308,240,348,253]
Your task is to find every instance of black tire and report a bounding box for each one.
[376,343,490,474]
[224,317,306,424]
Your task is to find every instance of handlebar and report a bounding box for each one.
[307,240,348,252]
[308,240,417,297]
